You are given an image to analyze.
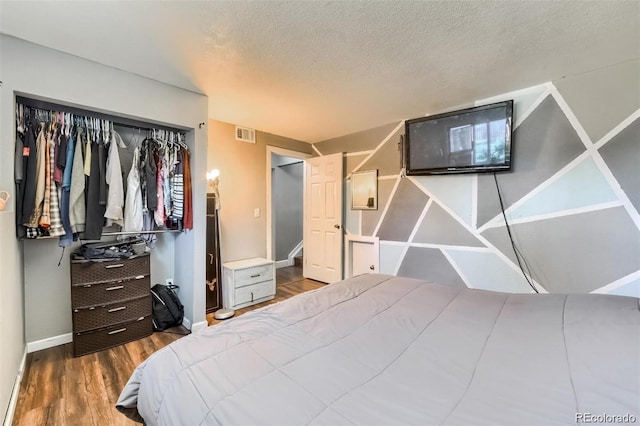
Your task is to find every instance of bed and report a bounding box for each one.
[117,274,640,425]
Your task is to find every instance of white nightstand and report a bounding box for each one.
[222,258,276,310]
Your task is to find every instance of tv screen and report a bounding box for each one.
[404,100,513,175]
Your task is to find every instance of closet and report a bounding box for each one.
[14,95,197,354]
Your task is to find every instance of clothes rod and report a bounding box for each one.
[25,229,183,240]
[16,96,188,134]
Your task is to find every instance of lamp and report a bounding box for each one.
[207,169,221,211]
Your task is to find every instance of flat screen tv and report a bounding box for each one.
[404,100,513,175]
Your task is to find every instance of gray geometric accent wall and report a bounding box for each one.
[377,179,429,242]
[476,95,586,228]
[599,117,640,213]
[313,77,640,297]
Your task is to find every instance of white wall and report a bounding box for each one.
[0,34,208,422]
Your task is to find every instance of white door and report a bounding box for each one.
[304,152,343,283]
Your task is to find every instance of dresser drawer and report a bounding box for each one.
[234,263,274,288]
[73,295,151,333]
[234,280,276,307]
[71,255,150,285]
[71,276,150,308]
[73,316,152,357]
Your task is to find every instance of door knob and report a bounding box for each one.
[370,265,375,270]
[334,224,340,229]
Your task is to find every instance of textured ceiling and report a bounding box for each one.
[1,1,638,143]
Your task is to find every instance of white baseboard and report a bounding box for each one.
[288,241,303,264]
[192,321,207,332]
[275,259,292,269]
[3,348,27,426]
[182,317,192,330]
[26,333,72,353]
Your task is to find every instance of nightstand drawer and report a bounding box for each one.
[71,276,150,308]
[234,263,274,288]
[73,295,151,333]
[234,280,276,306]
[73,316,152,356]
[71,255,150,285]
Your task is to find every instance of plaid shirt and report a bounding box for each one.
[48,131,65,237]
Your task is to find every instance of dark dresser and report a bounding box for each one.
[70,254,153,356]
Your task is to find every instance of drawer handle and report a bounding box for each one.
[83,284,92,288]
[250,274,260,278]
[108,328,127,335]
[106,285,124,291]
[108,306,126,313]
[135,275,145,280]
[105,264,124,269]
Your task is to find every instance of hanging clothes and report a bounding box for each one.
[182,147,193,230]
[84,139,107,240]
[154,152,165,226]
[48,128,65,238]
[38,128,53,229]
[69,128,86,234]
[19,123,38,225]
[23,123,45,228]
[170,149,184,221]
[59,134,75,247]
[124,147,143,232]
[144,139,157,211]
[105,131,125,227]
[15,101,191,241]
[53,133,65,185]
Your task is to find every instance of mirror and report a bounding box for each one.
[351,169,378,210]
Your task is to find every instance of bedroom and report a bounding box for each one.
[1,1,638,425]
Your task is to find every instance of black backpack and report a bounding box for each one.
[150,284,184,331]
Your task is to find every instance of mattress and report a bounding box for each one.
[117,274,640,425]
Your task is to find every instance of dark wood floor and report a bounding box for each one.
[12,265,323,426]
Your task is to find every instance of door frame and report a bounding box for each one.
[266,145,313,262]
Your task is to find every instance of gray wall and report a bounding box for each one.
[273,161,304,261]
[315,60,640,297]
[0,34,208,422]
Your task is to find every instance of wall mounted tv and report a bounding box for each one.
[404,100,513,175]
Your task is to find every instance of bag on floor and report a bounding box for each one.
[150,284,184,331]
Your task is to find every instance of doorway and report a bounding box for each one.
[266,146,312,268]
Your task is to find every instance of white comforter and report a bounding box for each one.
[117,274,640,425]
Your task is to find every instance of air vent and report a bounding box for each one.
[235,126,256,143]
